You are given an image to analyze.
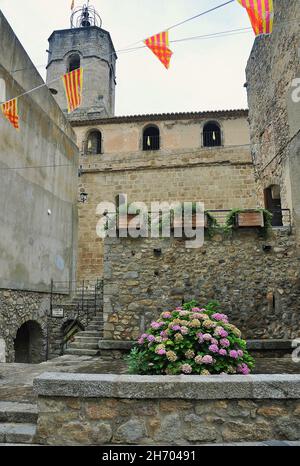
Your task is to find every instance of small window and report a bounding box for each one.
[143,126,160,151]
[68,53,81,73]
[85,130,102,155]
[203,122,222,147]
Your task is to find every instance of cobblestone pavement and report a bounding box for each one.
[0,355,128,402]
[0,355,299,403]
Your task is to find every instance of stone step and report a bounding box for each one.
[86,325,103,331]
[68,341,99,350]
[76,330,101,337]
[0,402,38,424]
[75,336,100,344]
[64,348,99,356]
[0,423,36,444]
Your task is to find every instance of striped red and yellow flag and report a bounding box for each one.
[237,0,274,35]
[62,67,83,113]
[1,98,19,129]
[144,31,173,69]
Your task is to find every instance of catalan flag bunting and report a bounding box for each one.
[1,98,19,129]
[237,0,274,35]
[144,31,173,69]
[62,68,83,113]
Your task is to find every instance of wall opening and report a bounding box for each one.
[264,185,283,226]
[85,130,102,155]
[143,126,160,151]
[14,321,44,364]
[68,53,81,73]
[203,122,222,147]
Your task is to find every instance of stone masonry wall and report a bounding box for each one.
[36,396,300,445]
[0,289,93,362]
[246,0,300,232]
[103,230,300,341]
[34,373,300,445]
[77,144,258,281]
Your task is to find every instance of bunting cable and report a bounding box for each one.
[0,0,239,105]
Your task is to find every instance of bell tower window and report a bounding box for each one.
[143,126,160,151]
[68,54,81,73]
[203,122,222,147]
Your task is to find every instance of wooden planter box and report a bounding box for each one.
[236,211,264,228]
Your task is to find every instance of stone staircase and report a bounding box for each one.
[0,401,37,444]
[64,312,104,356]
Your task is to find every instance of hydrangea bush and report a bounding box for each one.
[128,301,254,375]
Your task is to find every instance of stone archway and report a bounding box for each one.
[14,320,44,364]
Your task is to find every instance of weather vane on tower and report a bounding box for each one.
[70,1,102,29]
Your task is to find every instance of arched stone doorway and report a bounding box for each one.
[14,321,44,364]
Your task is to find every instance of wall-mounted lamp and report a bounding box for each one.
[79,192,88,203]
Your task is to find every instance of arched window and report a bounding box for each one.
[264,185,283,226]
[85,130,102,155]
[68,53,81,73]
[143,126,160,151]
[203,122,222,147]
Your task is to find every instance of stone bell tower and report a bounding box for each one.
[46,3,117,120]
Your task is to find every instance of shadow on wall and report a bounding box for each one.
[14,320,45,364]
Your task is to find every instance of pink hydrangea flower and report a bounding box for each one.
[192,307,201,312]
[229,350,239,359]
[197,332,204,343]
[137,338,144,345]
[147,335,156,342]
[202,355,213,364]
[209,344,219,353]
[237,350,244,358]
[156,348,166,355]
[175,307,183,311]
[171,325,181,331]
[237,363,250,375]
[180,326,189,335]
[212,313,229,323]
[220,338,230,348]
[160,330,167,337]
[210,338,219,346]
[179,310,189,316]
[162,312,172,319]
[219,349,227,356]
[151,321,163,329]
[215,327,229,338]
[181,364,193,374]
[203,333,212,341]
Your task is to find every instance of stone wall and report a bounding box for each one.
[73,112,260,281]
[0,11,79,292]
[34,373,300,445]
[0,287,100,362]
[246,0,300,234]
[103,229,300,341]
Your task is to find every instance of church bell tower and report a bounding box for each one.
[46,3,117,120]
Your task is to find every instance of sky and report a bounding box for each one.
[0,0,255,116]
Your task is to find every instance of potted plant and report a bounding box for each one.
[226,208,272,236]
